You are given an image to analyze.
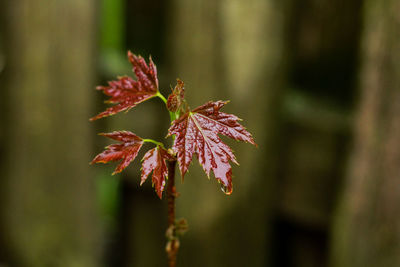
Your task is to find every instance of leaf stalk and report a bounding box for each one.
[142,138,165,149]
[156,91,177,122]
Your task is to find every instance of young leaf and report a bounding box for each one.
[167,79,185,112]
[167,101,256,194]
[91,131,144,175]
[141,146,174,199]
[91,51,159,120]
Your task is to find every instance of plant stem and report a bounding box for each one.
[166,159,178,267]
[156,91,168,104]
[156,91,177,121]
[142,138,165,149]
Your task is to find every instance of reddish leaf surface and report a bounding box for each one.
[91,131,143,174]
[91,51,159,120]
[167,79,185,112]
[141,146,174,199]
[167,101,256,194]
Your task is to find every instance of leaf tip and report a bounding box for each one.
[219,181,233,195]
[89,114,101,121]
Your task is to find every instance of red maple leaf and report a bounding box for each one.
[90,51,159,121]
[167,101,256,194]
[91,131,144,174]
[141,146,174,199]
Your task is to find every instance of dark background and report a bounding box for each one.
[0,0,400,266]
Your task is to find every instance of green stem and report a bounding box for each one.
[142,138,165,149]
[156,91,167,104]
[156,91,177,122]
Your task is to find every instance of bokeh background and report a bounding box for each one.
[1,0,400,266]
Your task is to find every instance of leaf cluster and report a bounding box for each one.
[91,51,256,198]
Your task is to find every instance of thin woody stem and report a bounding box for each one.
[166,159,178,267]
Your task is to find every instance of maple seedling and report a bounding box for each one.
[90,51,256,267]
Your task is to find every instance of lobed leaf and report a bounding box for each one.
[167,101,256,194]
[91,131,144,174]
[90,51,159,120]
[141,146,174,199]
